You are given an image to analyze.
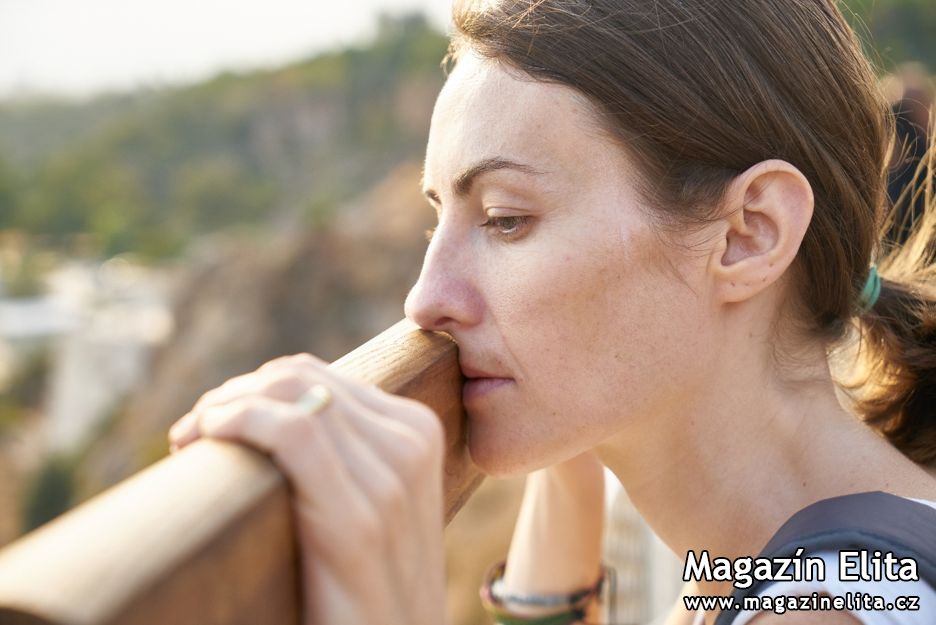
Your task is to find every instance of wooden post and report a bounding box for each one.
[0,319,483,625]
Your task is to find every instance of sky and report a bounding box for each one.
[0,0,451,99]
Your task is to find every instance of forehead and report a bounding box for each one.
[424,52,616,188]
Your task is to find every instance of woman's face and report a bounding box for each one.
[405,52,716,476]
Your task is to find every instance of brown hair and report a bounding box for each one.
[447,0,936,464]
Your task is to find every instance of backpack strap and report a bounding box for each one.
[714,491,936,625]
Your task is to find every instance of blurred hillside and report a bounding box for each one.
[0,13,445,259]
[843,0,936,70]
[0,9,451,524]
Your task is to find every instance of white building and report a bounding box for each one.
[603,470,686,625]
[0,258,173,454]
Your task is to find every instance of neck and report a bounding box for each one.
[593,320,929,594]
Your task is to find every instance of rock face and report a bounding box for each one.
[68,161,526,625]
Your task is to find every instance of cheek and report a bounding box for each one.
[467,214,711,476]
[492,223,705,421]
[464,238,631,474]
[493,224,651,378]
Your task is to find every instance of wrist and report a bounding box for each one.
[482,560,607,622]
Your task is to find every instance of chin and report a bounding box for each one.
[467,427,529,477]
[466,422,558,478]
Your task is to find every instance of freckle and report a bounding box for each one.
[731,282,736,287]
[762,276,767,282]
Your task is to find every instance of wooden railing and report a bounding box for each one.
[0,319,484,625]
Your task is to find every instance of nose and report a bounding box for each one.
[404,228,482,333]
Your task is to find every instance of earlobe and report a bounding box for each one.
[710,160,814,304]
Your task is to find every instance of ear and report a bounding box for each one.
[709,160,813,304]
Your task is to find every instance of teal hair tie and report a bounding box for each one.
[859,264,881,312]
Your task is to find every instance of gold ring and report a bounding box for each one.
[295,384,332,416]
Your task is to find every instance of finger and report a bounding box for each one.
[190,384,440,593]
[258,353,425,418]
[275,411,381,570]
[251,352,441,443]
[196,396,297,452]
[172,391,300,452]
[305,382,442,541]
[196,353,402,421]
[290,373,435,475]
[173,368,311,452]
[232,394,401,575]
[190,394,375,522]
[271,360,440,435]
[257,352,329,372]
[168,410,200,451]
[313,390,446,611]
[191,392,394,518]
[288,392,422,577]
[294,396,409,523]
[295,375,445,525]
[192,367,311,413]
[172,368,414,461]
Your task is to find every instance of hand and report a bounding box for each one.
[167,353,448,625]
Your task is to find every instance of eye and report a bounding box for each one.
[481,215,531,240]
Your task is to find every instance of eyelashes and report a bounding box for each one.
[424,215,532,243]
[481,215,530,239]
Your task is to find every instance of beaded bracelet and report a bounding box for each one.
[479,561,608,625]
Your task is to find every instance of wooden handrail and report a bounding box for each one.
[0,319,484,625]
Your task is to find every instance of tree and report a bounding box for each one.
[0,157,19,229]
[843,0,936,70]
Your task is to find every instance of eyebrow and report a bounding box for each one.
[422,157,543,203]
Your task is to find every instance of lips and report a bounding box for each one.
[460,362,513,404]
[459,362,507,380]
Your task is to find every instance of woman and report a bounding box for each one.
[168,1,936,624]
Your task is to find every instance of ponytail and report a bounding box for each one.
[845,130,936,466]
